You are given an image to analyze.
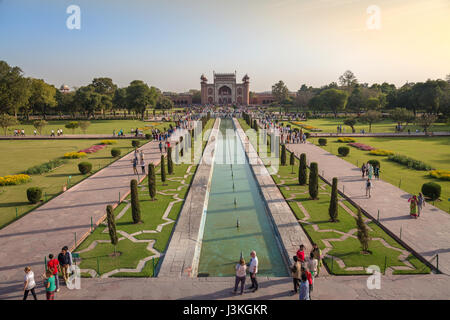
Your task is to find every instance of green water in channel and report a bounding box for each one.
[197,118,287,277]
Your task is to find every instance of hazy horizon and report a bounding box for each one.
[1,0,449,92]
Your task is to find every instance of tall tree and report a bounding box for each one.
[355,208,370,253]
[298,153,307,185]
[106,205,118,247]
[167,147,173,174]
[338,70,358,88]
[160,155,167,185]
[28,78,57,119]
[74,86,102,118]
[319,88,349,117]
[0,61,31,117]
[390,108,415,130]
[148,163,156,200]
[415,113,437,133]
[309,162,319,200]
[280,144,286,166]
[112,87,127,115]
[360,110,382,132]
[329,177,339,222]
[130,179,142,224]
[0,114,19,135]
[33,119,48,135]
[272,80,289,105]
[126,80,159,120]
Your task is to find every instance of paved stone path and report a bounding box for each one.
[286,142,450,274]
[0,127,188,295]
[2,273,446,300]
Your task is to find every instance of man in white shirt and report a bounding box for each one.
[248,250,259,292]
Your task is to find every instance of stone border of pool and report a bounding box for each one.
[233,118,312,272]
[158,118,221,278]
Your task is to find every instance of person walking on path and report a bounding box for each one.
[159,141,163,153]
[408,195,418,219]
[23,266,37,300]
[302,266,313,298]
[311,243,322,276]
[47,254,60,292]
[307,252,318,279]
[361,163,366,178]
[365,179,372,198]
[299,273,310,300]
[43,270,56,300]
[417,193,425,217]
[132,157,138,175]
[291,256,302,294]
[374,165,380,180]
[233,258,247,295]
[368,163,373,180]
[57,247,71,283]
[248,251,259,292]
[140,157,146,175]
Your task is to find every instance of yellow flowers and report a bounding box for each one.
[369,149,394,156]
[100,140,117,145]
[63,152,87,159]
[0,174,31,186]
[337,137,356,143]
[430,170,450,181]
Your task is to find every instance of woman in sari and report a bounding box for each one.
[408,195,418,219]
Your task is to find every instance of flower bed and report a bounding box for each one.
[64,152,87,159]
[79,145,106,154]
[100,140,117,145]
[337,137,356,143]
[429,170,450,181]
[369,149,394,156]
[291,122,322,132]
[348,143,376,151]
[0,174,31,186]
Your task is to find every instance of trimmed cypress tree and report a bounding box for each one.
[106,205,118,248]
[253,119,258,132]
[329,177,338,222]
[356,208,370,253]
[290,152,295,173]
[167,147,173,174]
[148,163,156,201]
[299,153,307,185]
[130,179,141,223]
[280,144,286,166]
[160,155,166,185]
[309,162,319,199]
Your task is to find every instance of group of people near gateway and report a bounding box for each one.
[23,246,73,300]
[233,244,322,300]
[259,119,308,144]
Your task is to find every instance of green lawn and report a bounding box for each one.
[238,118,430,275]
[0,139,136,228]
[74,118,215,277]
[288,118,450,133]
[3,119,174,136]
[312,136,450,213]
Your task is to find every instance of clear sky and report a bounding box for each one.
[1,0,449,92]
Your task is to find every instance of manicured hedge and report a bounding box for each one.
[318,138,327,146]
[388,154,432,171]
[24,159,67,175]
[111,148,121,157]
[132,140,140,148]
[338,146,350,156]
[421,182,441,201]
[78,162,92,174]
[27,187,42,204]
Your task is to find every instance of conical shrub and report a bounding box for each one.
[309,162,319,199]
[130,179,141,223]
[160,155,166,185]
[106,205,118,245]
[148,163,156,200]
[329,177,338,222]
[299,153,307,185]
[167,147,173,174]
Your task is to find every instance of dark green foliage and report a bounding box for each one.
[130,179,141,223]
[421,182,441,201]
[329,177,338,222]
[167,147,173,174]
[289,152,295,166]
[145,133,152,140]
[280,144,286,166]
[106,205,118,245]
[160,155,166,184]
[355,208,370,253]
[132,140,140,148]
[338,146,350,156]
[388,154,432,171]
[24,159,66,175]
[78,162,92,174]
[148,163,156,200]
[253,119,258,131]
[318,138,327,146]
[298,153,307,185]
[111,148,121,157]
[26,187,42,204]
[367,159,380,168]
[304,132,311,138]
[309,162,319,199]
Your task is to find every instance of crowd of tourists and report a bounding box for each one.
[259,119,308,144]
[232,244,322,300]
[23,246,73,300]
